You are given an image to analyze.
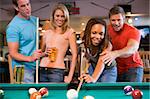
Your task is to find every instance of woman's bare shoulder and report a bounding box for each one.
[68,27,75,33]
[43,29,53,35]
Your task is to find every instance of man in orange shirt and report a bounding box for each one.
[101,6,143,82]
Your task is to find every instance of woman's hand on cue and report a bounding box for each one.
[78,73,96,83]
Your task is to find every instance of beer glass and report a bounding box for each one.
[48,47,57,62]
[13,65,24,84]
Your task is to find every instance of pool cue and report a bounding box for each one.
[35,17,39,84]
[77,52,90,92]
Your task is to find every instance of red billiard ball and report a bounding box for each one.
[124,85,134,95]
[30,92,41,99]
[39,87,49,97]
[132,89,143,99]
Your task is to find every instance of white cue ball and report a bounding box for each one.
[66,89,78,99]
[28,88,37,95]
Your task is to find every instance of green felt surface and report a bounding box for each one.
[0,82,149,99]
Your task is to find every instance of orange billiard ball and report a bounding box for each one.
[30,92,41,99]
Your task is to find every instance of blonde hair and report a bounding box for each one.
[51,4,70,34]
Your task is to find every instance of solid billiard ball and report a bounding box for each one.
[83,95,95,99]
[29,88,37,95]
[30,92,41,99]
[132,89,143,99]
[39,87,49,97]
[124,85,134,95]
[66,89,78,99]
[0,89,4,99]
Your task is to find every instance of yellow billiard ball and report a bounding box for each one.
[83,95,95,99]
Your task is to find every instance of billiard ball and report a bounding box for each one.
[39,87,49,97]
[29,88,37,95]
[0,89,4,99]
[124,85,134,95]
[132,89,143,99]
[83,95,95,99]
[66,89,78,99]
[30,92,41,99]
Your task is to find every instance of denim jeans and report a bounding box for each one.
[39,67,65,83]
[88,65,117,82]
[23,67,35,83]
[117,67,143,82]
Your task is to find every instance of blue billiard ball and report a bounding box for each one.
[124,85,134,95]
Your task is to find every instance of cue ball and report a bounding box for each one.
[132,89,143,99]
[66,89,78,99]
[83,95,95,99]
[0,89,4,99]
[124,85,134,95]
[29,88,37,95]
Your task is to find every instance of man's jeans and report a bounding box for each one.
[117,67,143,82]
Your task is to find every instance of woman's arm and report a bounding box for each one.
[40,32,47,57]
[64,32,77,83]
[81,56,105,83]
[91,57,105,83]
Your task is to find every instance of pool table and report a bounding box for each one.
[0,82,149,99]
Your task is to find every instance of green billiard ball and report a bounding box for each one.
[0,89,4,99]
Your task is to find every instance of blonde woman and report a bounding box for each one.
[39,4,77,83]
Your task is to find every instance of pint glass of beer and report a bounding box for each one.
[48,47,57,62]
[13,65,24,84]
